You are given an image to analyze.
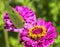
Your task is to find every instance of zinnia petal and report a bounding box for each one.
[20,18,57,47]
[37,18,45,26]
[46,26,57,39]
[15,6,36,24]
[4,6,36,32]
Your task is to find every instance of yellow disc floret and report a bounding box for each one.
[28,26,46,40]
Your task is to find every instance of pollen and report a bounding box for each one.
[28,26,46,40]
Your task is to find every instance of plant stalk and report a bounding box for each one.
[3,29,10,47]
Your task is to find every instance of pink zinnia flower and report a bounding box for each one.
[20,18,57,47]
[4,6,36,32]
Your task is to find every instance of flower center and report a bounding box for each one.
[32,28,43,34]
[28,26,46,40]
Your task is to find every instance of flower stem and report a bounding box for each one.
[3,29,10,47]
[16,32,20,47]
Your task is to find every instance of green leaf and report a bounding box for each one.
[9,37,24,47]
[0,0,5,26]
[0,0,5,13]
[9,37,17,46]
[3,1,24,28]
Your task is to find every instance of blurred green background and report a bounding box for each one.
[0,0,60,47]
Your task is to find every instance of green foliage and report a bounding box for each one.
[3,1,24,28]
[0,0,5,26]
[9,37,19,47]
[0,0,60,47]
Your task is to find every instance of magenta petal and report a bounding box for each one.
[24,42,33,47]
[45,22,52,29]
[21,31,28,36]
[22,37,33,42]
[6,27,12,31]
[37,43,43,47]
[24,23,33,29]
[5,20,12,26]
[24,41,43,47]
[19,28,28,36]
[4,13,9,19]
[46,26,57,39]
[38,45,43,47]
[20,18,57,47]
[4,6,36,32]
[15,6,36,24]
[43,39,54,47]
[39,37,45,43]
[13,28,25,33]
[37,18,45,26]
